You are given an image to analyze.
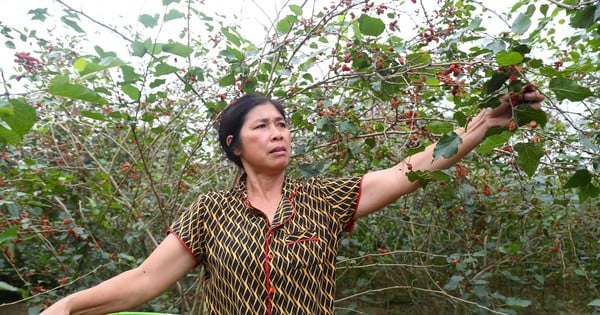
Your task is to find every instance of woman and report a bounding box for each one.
[40,92,544,314]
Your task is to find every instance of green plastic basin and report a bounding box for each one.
[108,313,177,315]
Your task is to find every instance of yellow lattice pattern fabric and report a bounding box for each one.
[169,175,362,314]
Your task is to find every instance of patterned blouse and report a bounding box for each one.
[169,174,363,314]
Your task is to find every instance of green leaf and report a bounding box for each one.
[563,169,592,189]
[549,78,593,101]
[48,76,109,104]
[0,126,20,145]
[131,40,148,57]
[289,4,303,15]
[220,47,244,63]
[512,13,531,35]
[358,14,385,36]
[120,65,142,84]
[434,132,462,159]
[484,72,509,94]
[514,142,544,177]
[164,9,185,22]
[0,281,19,292]
[298,163,323,177]
[28,8,49,21]
[162,42,193,57]
[0,226,18,245]
[496,51,524,66]
[570,4,597,28]
[219,73,236,87]
[426,122,455,135]
[406,52,432,66]
[589,299,600,307]
[0,99,37,145]
[139,14,159,28]
[80,110,108,121]
[61,16,85,33]
[514,105,547,127]
[443,275,464,291]
[0,100,13,116]
[406,170,451,188]
[149,79,166,88]
[162,0,180,5]
[477,131,512,154]
[154,63,180,76]
[276,15,298,33]
[121,84,140,101]
[74,56,126,76]
[222,27,242,46]
[506,297,531,308]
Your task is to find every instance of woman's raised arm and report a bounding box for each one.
[355,90,544,218]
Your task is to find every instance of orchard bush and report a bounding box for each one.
[0,0,598,314]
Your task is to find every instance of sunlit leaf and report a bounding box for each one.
[162,0,180,5]
[74,56,126,76]
[549,78,593,101]
[0,100,13,116]
[496,51,523,66]
[358,14,385,36]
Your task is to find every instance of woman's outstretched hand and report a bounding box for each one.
[469,85,545,132]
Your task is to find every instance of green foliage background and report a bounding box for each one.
[0,0,598,314]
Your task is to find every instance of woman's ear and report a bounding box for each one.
[226,135,241,156]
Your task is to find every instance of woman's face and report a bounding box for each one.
[235,103,291,174]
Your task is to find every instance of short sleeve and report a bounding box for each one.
[168,196,207,263]
[309,176,363,232]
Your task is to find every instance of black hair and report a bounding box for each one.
[218,94,286,168]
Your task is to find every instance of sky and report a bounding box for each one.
[0,0,521,94]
